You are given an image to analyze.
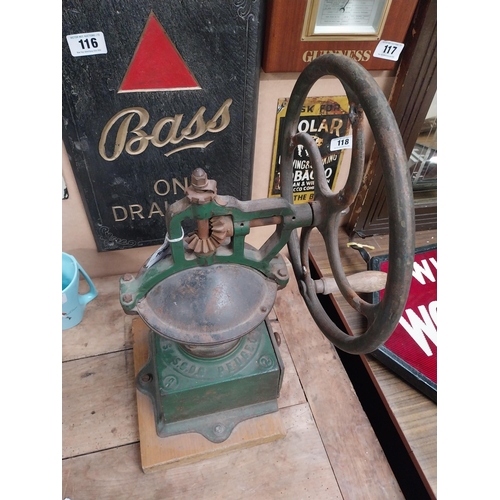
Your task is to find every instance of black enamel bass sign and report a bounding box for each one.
[63,0,264,251]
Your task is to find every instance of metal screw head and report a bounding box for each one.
[214,424,225,434]
[122,293,133,304]
[123,273,134,282]
[274,331,282,346]
[191,168,208,188]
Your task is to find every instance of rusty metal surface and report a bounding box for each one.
[185,215,234,256]
[121,55,415,357]
[281,53,415,354]
[136,263,278,345]
[185,167,218,205]
[120,184,311,313]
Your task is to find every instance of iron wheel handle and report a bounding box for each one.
[281,54,415,354]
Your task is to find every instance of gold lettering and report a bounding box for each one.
[112,206,128,221]
[148,202,164,219]
[303,50,313,62]
[163,142,213,157]
[172,177,189,195]
[206,98,232,133]
[303,48,370,64]
[151,115,183,147]
[99,99,233,161]
[153,177,188,196]
[112,203,165,221]
[154,179,170,196]
[129,204,144,220]
[180,107,208,140]
[99,108,150,161]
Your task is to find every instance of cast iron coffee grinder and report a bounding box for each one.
[119,54,415,443]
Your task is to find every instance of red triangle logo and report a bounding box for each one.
[119,12,200,93]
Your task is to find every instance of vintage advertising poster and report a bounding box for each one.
[62,1,265,251]
[268,96,351,204]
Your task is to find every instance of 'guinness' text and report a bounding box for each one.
[303,49,371,64]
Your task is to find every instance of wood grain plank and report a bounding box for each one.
[62,350,139,458]
[62,274,307,461]
[275,259,404,500]
[366,356,437,491]
[62,275,133,362]
[308,228,437,497]
[132,318,286,472]
[62,404,343,500]
[269,315,308,409]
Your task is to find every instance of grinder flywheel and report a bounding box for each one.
[119,53,415,444]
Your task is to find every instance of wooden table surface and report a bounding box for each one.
[62,261,407,499]
[308,228,437,499]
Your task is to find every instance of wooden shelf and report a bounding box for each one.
[63,265,405,498]
[308,227,437,499]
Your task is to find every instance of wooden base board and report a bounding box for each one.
[132,318,286,473]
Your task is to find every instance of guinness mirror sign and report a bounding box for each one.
[63,1,264,251]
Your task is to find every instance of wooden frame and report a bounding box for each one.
[262,0,418,72]
[346,0,437,237]
[302,0,392,41]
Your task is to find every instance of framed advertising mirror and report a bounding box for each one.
[262,0,417,72]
